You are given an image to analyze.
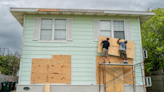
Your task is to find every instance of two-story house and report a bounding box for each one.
[10,7,154,92]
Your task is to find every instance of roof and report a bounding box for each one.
[10,7,155,26]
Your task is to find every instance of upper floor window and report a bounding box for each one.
[93,19,131,41]
[99,20,125,39]
[40,19,66,41]
[100,20,111,37]
[32,17,73,42]
[113,21,125,39]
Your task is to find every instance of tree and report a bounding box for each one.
[0,51,20,76]
[141,8,164,74]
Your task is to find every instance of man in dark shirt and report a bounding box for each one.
[101,38,110,63]
[117,38,128,64]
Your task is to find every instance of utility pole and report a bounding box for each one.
[0,46,10,56]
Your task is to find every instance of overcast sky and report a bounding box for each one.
[0,0,164,54]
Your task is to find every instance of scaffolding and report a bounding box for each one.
[99,62,146,92]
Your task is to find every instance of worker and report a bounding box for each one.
[117,38,128,64]
[101,38,110,63]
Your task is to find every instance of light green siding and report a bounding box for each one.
[20,14,143,85]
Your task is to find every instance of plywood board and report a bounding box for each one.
[52,55,71,64]
[44,83,50,92]
[97,36,135,58]
[96,56,123,92]
[31,64,48,83]
[48,74,71,83]
[38,9,59,11]
[31,74,47,83]
[31,55,71,84]
[31,64,48,74]
[96,56,134,92]
[48,64,71,84]
[48,64,71,74]
[32,58,52,64]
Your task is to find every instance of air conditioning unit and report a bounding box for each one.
[145,77,152,87]
[143,50,148,58]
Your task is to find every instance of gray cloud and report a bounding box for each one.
[0,0,164,54]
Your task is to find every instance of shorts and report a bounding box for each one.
[102,48,108,57]
[119,50,127,58]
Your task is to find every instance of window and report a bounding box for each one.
[113,21,125,39]
[54,19,66,40]
[98,20,125,39]
[100,20,111,37]
[40,19,53,40]
[40,18,67,41]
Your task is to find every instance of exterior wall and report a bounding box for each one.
[20,14,143,85]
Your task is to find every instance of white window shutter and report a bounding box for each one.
[93,19,100,41]
[125,20,132,41]
[33,17,40,40]
[67,18,73,40]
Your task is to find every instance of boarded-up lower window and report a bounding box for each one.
[31,55,71,84]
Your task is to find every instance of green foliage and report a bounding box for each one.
[141,8,164,74]
[0,52,20,76]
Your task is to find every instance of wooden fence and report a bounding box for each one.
[147,69,164,92]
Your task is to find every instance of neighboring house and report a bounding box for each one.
[10,7,154,92]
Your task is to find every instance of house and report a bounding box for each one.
[10,7,155,92]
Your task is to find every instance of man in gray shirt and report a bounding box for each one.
[117,38,128,64]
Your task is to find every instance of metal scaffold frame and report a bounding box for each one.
[99,62,146,92]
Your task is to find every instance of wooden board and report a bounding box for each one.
[31,64,48,83]
[96,55,134,92]
[52,55,71,64]
[31,74,47,83]
[97,36,135,58]
[38,9,59,11]
[31,55,71,84]
[44,83,50,92]
[32,58,52,64]
[48,64,71,84]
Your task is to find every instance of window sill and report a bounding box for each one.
[38,40,67,43]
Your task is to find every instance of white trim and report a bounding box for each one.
[124,20,127,40]
[111,20,114,38]
[104,11,155,15]
[10,8,38,11]
[94,57,96,84]
[38,18,68,42]
[10,7,155,16]
[38,40,67,43]
[138,17,145,87]
[30,58,32,83]
[19,14,26,84]
[71,56,72,84]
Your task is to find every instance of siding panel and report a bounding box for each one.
[20,15,143,85]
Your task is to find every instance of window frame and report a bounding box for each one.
[99,19,126,40]
[38,17,68,42]
[100,20,112,37]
